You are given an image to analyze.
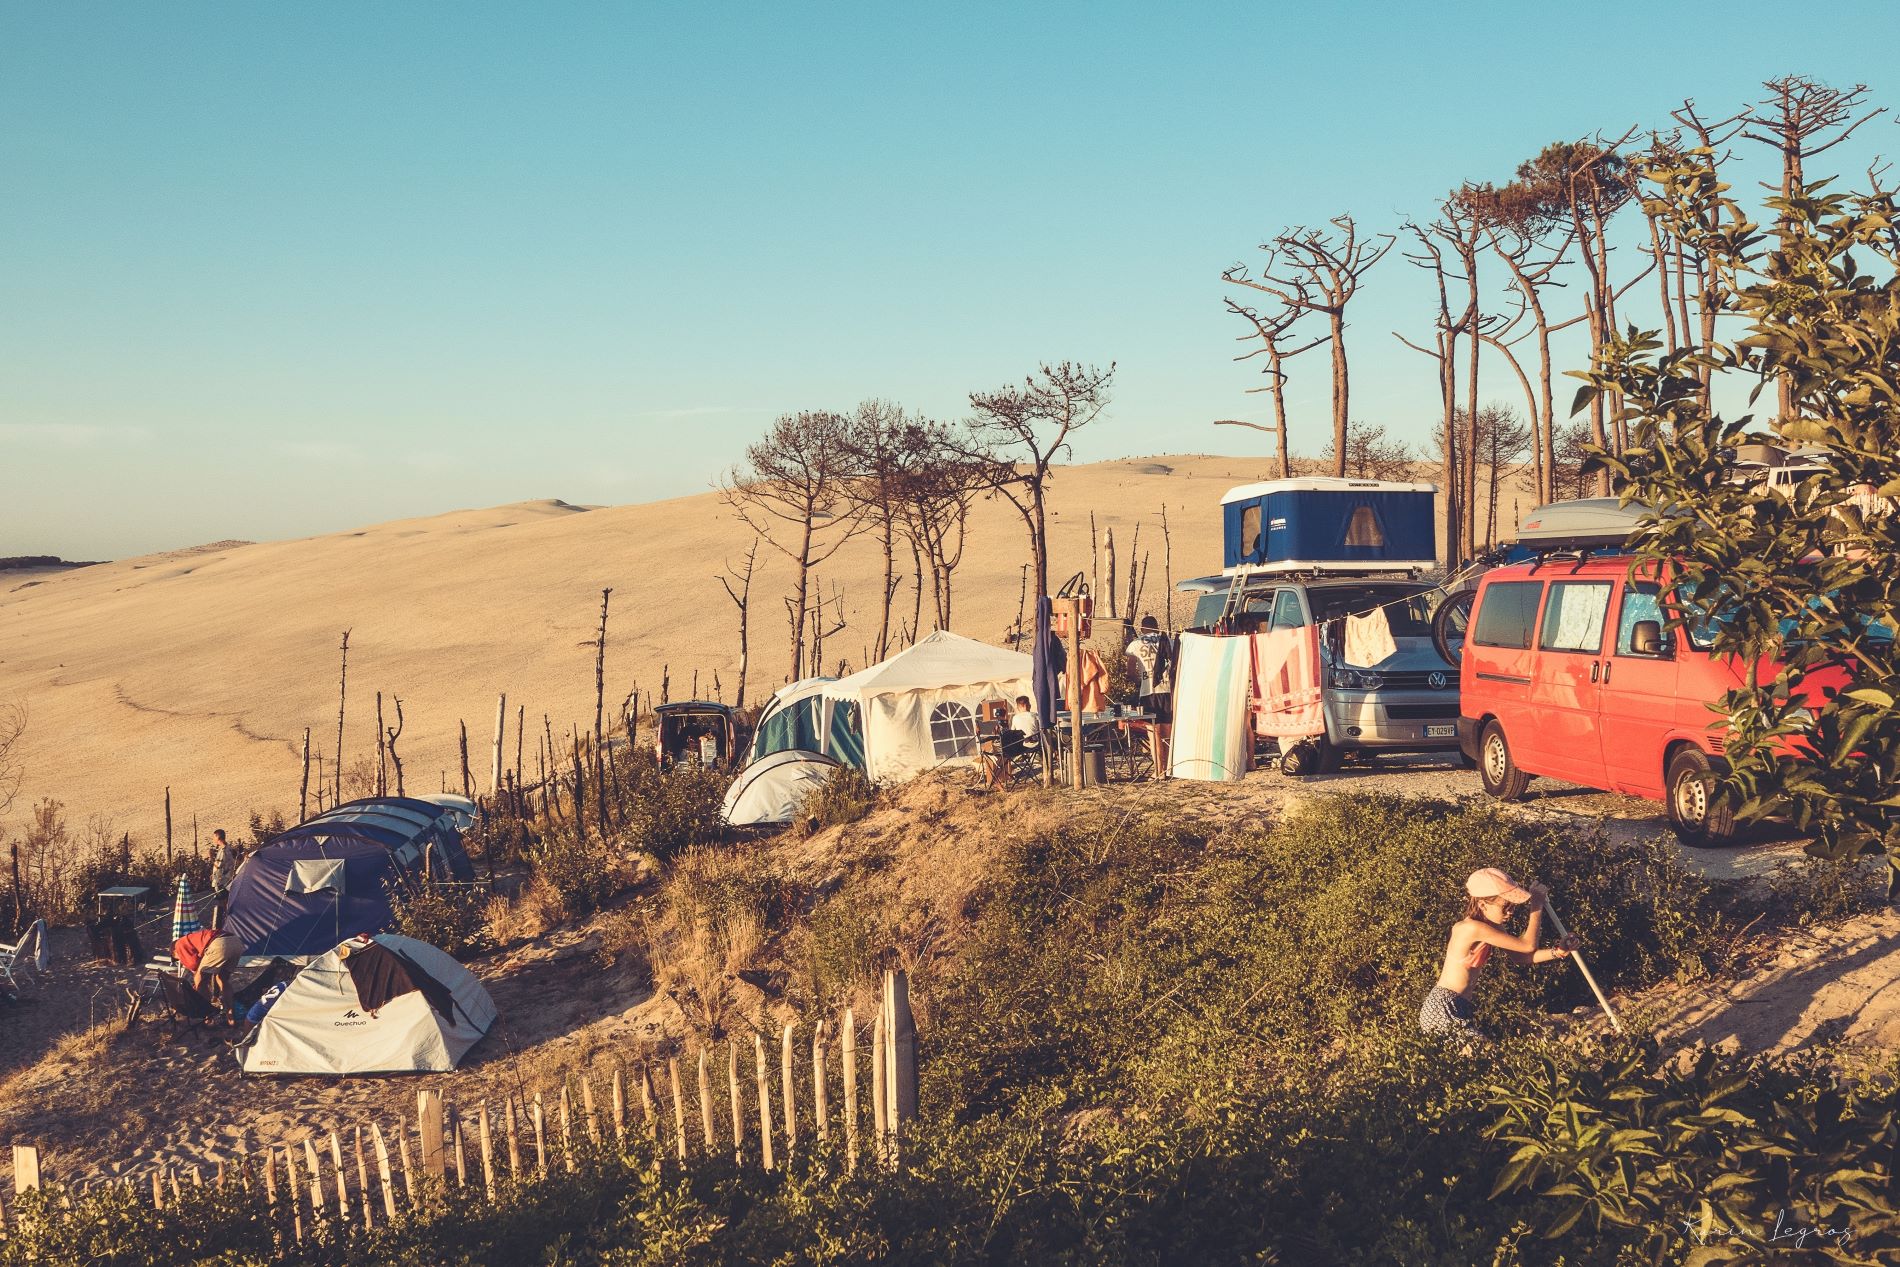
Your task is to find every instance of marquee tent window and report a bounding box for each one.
[928,702,977,760]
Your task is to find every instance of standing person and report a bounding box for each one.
[173,926,246,1016]
[1419,868,1577,1041]
[207,828,241,925]
[1125,616,1173,718]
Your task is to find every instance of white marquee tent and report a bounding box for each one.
[818,631,1031,783]
[237,933,497,1076]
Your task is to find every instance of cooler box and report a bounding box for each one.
[1221,478,1437,574]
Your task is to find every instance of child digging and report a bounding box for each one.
[1419,867,1577,1041]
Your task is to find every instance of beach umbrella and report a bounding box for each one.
[170,874,202,942]
[1032,595,1060,728]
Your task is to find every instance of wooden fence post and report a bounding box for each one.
[418,1090,447,1189]
[12,1144,40,1194]
[328,1130,350,1222]
[372,1123,397,1220]
[669,1058,688,1161]
[505,1098,522,1176]
[871,1008,888,1168]
[491,693,507,796]
[284,1147,301,1243]
[781,1022,798,1159]
[355,1127,373,1231]
[302,1140,324,1225]
[697,1050,716,1151]
[582,1076,600,1144]
[727,1043,745,1165]
[885,969,918,1163]
[612,1068,627,1146]
[559,1085,575,1172]
[479,1102,496,1200]
[812,1019,829,1146]
[531,1093,548,1176]
[638,1066,657,1142]
[451,1112,468,1188]
[842,1007,859,1172]
[754,1032,775,1172]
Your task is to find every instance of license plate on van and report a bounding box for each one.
[1425,724,1455,738]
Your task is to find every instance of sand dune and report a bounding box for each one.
[1,455,1309,843]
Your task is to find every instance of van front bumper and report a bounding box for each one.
[1322,691,1462,750]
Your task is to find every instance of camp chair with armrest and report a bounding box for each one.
[0,919,48,991]
[154,969,223,1026]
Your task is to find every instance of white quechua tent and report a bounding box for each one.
[237,934,497,1076]
[819,630,1032,783]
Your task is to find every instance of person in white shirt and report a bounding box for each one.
[1008,695,1040,740]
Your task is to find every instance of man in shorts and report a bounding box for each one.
[173,926,246,1014]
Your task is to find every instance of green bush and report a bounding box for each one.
[386,876,492,957]
[795,766,879,834]
[625,765,728,861]
[529,832,632,920]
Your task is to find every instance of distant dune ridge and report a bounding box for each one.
[0,455,1530,845]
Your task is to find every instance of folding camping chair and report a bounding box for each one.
[0,919,48,992]
[153,969,224,1030]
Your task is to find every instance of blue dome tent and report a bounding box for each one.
[223,797,475,958]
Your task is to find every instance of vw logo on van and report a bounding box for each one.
[1427,672,1447,690]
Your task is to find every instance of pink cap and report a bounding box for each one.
[1466,867,1530,904]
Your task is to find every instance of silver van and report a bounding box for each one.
[1180,575,1464,775]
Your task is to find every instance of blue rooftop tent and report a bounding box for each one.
[223,797,474,959]
[1221,477,1438,574]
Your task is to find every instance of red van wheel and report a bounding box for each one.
[1478,722,1530,801]
[1665,748,1738,847]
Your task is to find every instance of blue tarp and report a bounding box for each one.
[1224,488,1436,569]
[223,797,474,958]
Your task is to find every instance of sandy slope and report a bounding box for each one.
[0,456,1297,843]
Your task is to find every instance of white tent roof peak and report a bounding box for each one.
[821,631,1030,699]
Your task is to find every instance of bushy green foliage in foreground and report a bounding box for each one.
[6,797,1893,1265]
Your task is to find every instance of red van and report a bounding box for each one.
[1456,556,1767,844]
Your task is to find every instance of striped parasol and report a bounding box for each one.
[170,874,202,942]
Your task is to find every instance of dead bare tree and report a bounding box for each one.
[840,400,913,663]
[593,588,612,758]
[1220,249,1326,476]
[1248,217,1395,476]
[375,692,388,796]
[719,539,760,709]
[721,411,862,682]
[1323,423,1414,480]
[384,700,405,797]
[1743,75,1887,419]
[333,629,351,807]
[1665,99,1750,398]
[1396,223,1470,565]
[961,362,1116,602]
[0,701,25,819]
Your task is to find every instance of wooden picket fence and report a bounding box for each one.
[0,971,918,1243]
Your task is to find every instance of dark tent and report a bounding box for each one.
[223,798,474,959]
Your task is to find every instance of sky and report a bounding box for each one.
[4,2,1898,559]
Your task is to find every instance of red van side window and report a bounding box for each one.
[1472,581,1543,650]
[1539,581,1613,653]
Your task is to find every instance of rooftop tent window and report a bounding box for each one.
[928,701,977,761]
[286,858,345,895]
[1239,505,1263,559]
[1343,506,1384,547]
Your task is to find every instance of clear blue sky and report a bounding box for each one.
[4,2,1896,558]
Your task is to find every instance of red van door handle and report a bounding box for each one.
[1602,661,1612,684]
[1590,661,1600,683]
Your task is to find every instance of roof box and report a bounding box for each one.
[1220,478,1437,575]
[1514,498,1651,551]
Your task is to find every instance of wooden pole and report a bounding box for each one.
[329,1130,350,1221]
[754,1032,775,1172]
[458,722,473,800]
[842,1007,859,1172]
[491,693,507,797]
[355,1128,372,1231]
[479,1101,495,1200]
[1543,901,1625,1034]
[531,1093,547,1176]
[780,1022,798,1159]
[871,1007,888,1168]
[697,1050,716,1151]
[669,1057,688,1161]
[594,588,612,759]
[451,1113,468,1188]
[812,1019,829,1146]
[885,969,917,1160]
[164,786,173,866]
[12,1145,40,1194]
[397,1124,416,1205]
[639,1064,657,1142]
[303,1139,324,1224]
[727,1043,745,1165]
[505,1098,522,1176]
[372,1123,397,1220]
[583,1076,601,1144]
[376,692,388,796]
[515,704,525,809]
[559,1084,574,1171]
[418,1089,446,1187]
[284,1148,300,1242]
[611,1068,626,1145]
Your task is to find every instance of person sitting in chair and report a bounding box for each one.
[1007,696,1041,750]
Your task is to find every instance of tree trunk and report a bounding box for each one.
[1329,311,1349,477]
[790,517,813,682]
[875,521,895,662]
[1266,349,1293,479]
[334,630,350,808]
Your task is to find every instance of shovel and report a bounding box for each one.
[1543,899,1624,1035]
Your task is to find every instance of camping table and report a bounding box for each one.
[96,885,150,908]
[1051,710,1159,782]
[93,886,151,966]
